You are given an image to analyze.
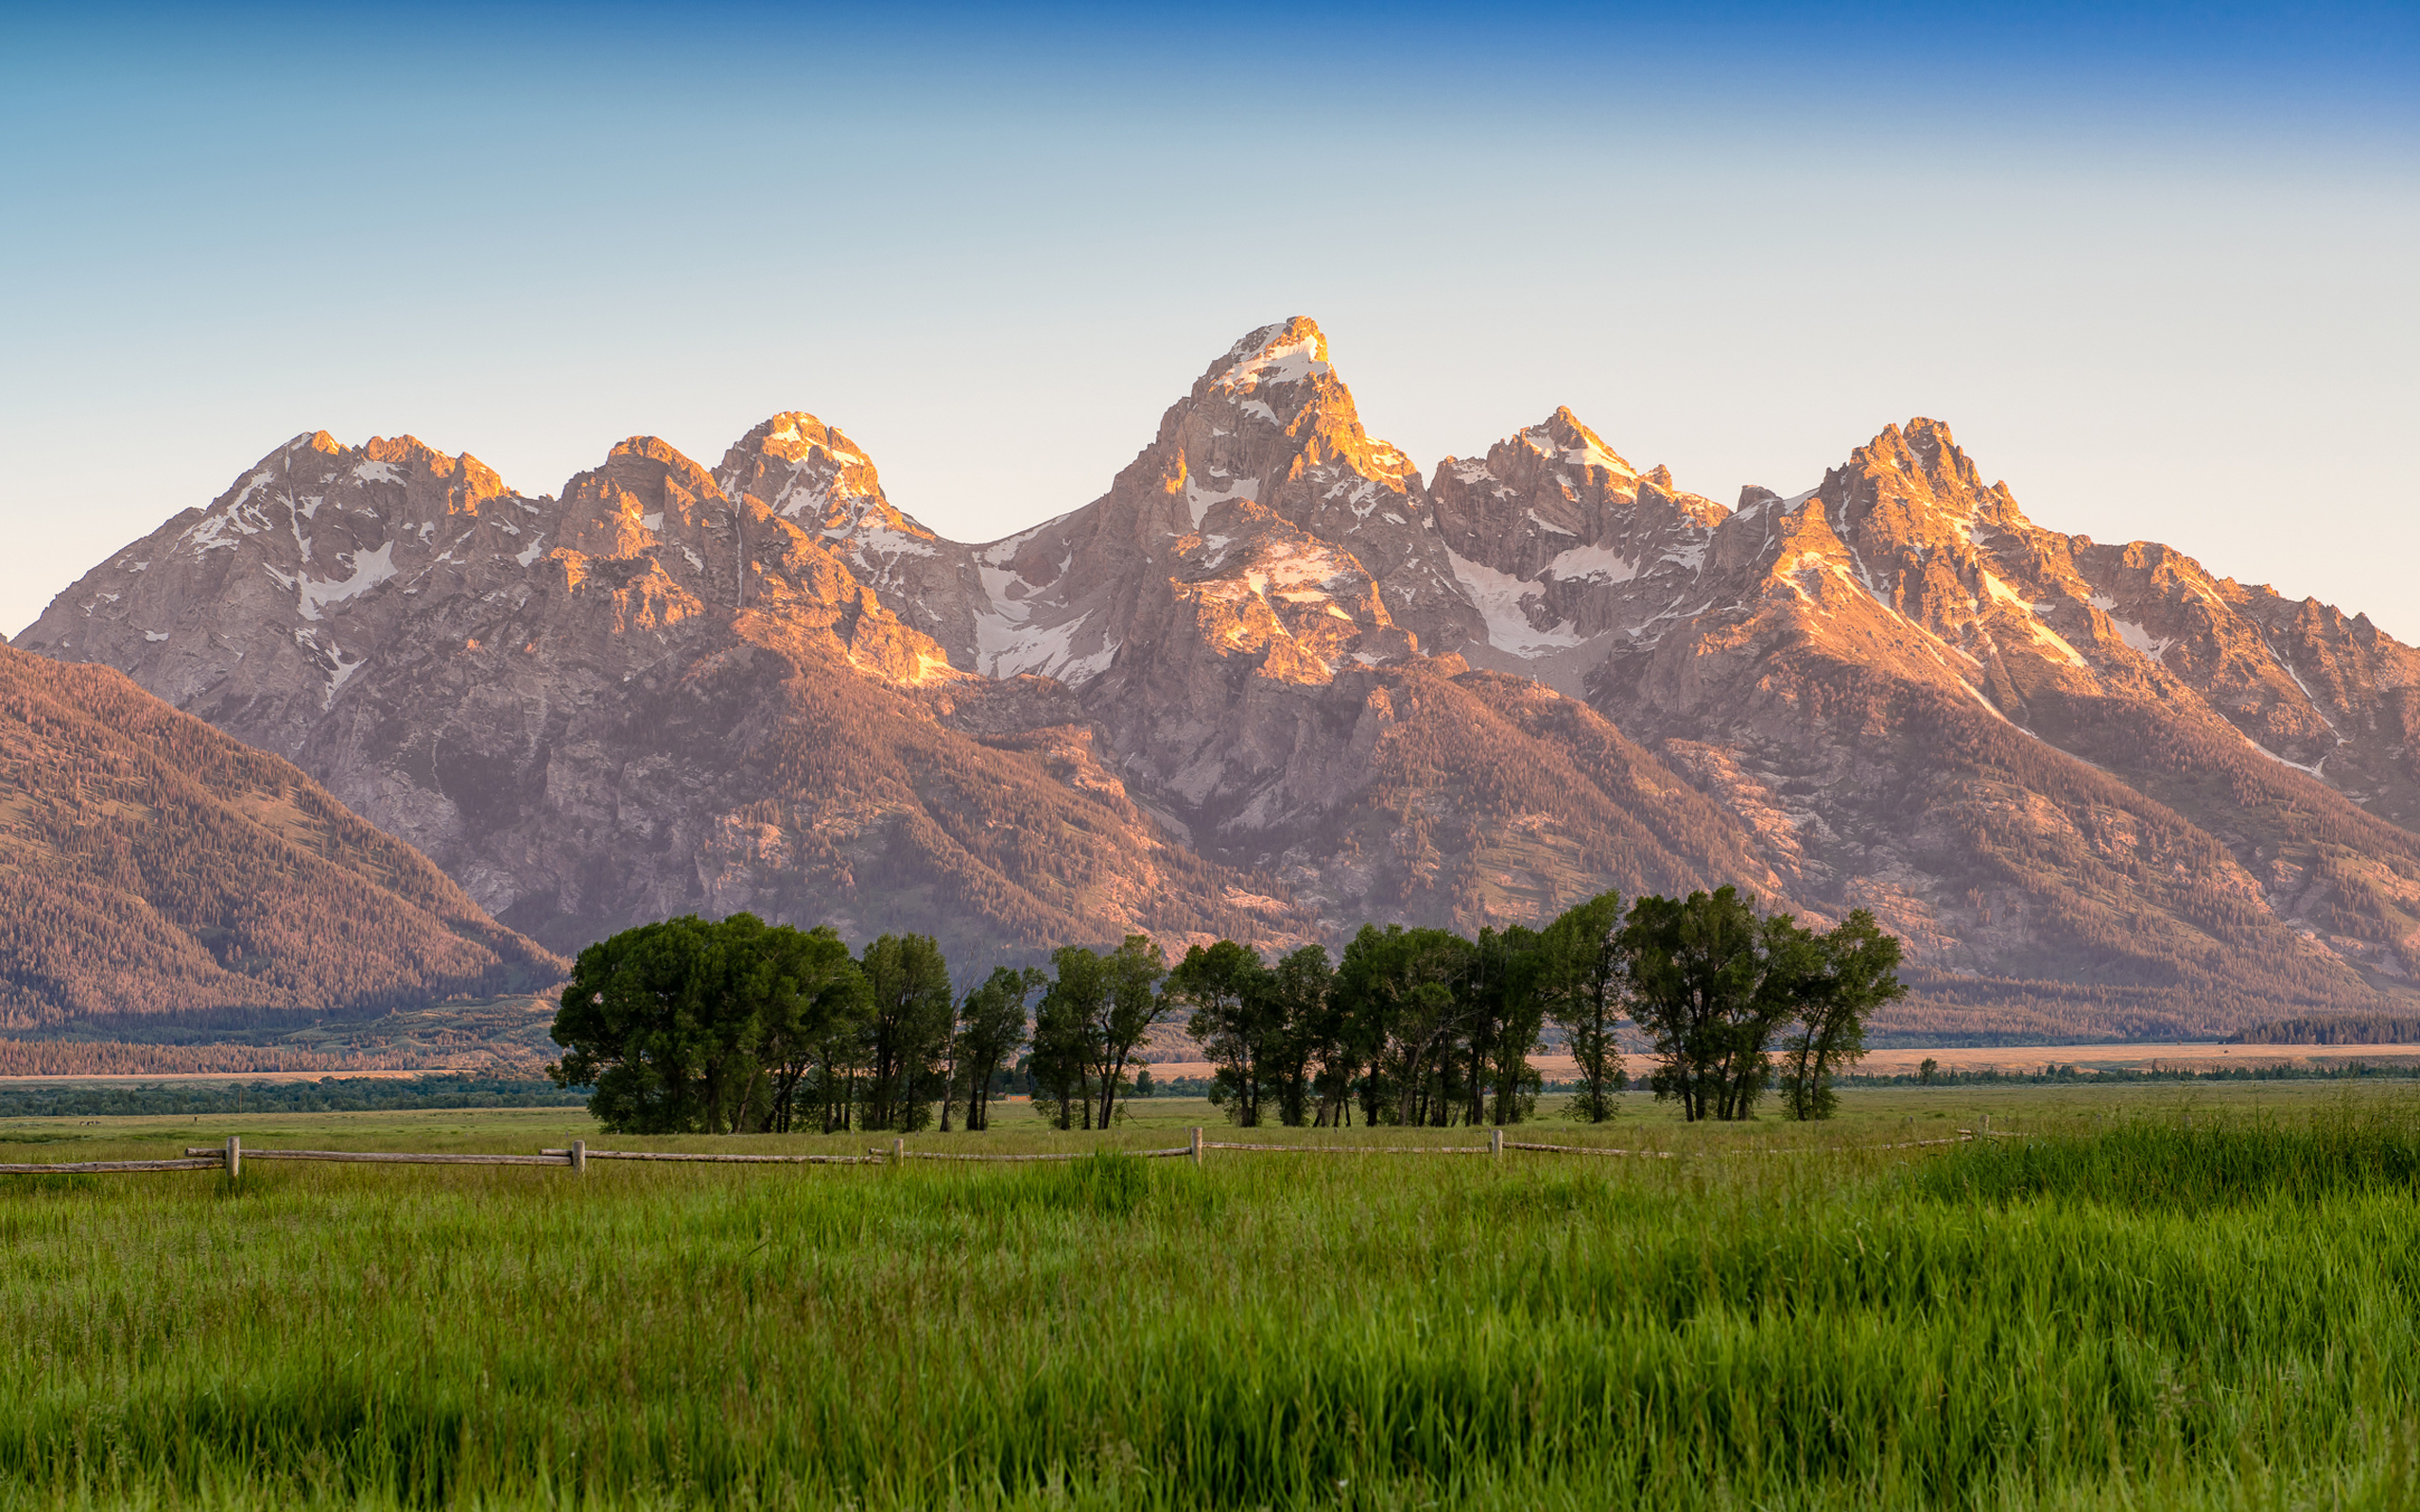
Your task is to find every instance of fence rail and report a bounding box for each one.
[545,1148,882,1166]
[0,1158,227,1175]
[1210,1142,1493,1154]
[187,1147,570,1166]
[876,1146,1195,1162]
[1504,1141,1677,1159]
[0,1125,2006,1181]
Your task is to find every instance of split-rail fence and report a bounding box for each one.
[0,1123,2014,1181]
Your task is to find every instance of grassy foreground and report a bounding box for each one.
[4,1088,2420,1509]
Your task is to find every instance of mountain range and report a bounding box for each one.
[18,318,2420,1042]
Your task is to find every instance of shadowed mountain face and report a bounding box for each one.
[0,644,564,1027]
[23,319,2420,1036]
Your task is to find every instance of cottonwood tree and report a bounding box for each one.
[1468,924,1548,1125]
[736,919,864,1133]
[1262,944,1333,1126]
[955,965,1045,1131]
[1622,887,1824,1122]
[1170,939,1281,1126]
[552,917,733,1133]
[1031,945,1105,1128]
[804,978,873,1133]
[550,913,850,1134]
[1093,935,1169,1127]
[859,934,954,1131]
[1332,924,1478,1126]
[1778,910,1905,1120]
[1541,891,1628,1123]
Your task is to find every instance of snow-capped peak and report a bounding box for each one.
[1208,318,1331,393]
[1519,406,1637,479]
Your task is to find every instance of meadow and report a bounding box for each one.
[4,1084,2419,1509]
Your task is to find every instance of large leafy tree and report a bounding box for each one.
[859,934,955,1132]
[1331,924,1478,1126]
[550,917,725,1133]
[1540,892,1628,1123]
[550,913,852,1134]
[1170,939,1280,1126]
[956,966,1045,1132]
[1622,887,1824,1122]
[1467,925,1547,1125]
[1261,945,1334,1127]
[1093,935,1170,1128]
[1031,945,1105,1129]
[744,922,866,1134]
[1778,910,1906,1120]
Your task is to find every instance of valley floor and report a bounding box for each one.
[4,1084,2418,1509]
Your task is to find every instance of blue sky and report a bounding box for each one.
[4,2,2414,637]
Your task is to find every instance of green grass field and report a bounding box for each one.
[5,1084,2420,1509]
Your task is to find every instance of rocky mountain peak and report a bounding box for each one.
[28,334,2420,1037]
[715,412,927,539]
[1201,317,1332,393]
[942,319,1476,692]
[553,436,726,560]
[357,435,511,506]
[706,413,969,654]
[1518,406,1638,479]
[1158,317,1424,530]
[1835,419,1998,514]
[1428,406,1731,692]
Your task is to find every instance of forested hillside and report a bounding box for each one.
[0,645,564,1027]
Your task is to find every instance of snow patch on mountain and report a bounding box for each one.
[849,527,939,558]
[1522,425,1635,479]
[1982,570,2089,667]
[2092,595,2171,658]
[1545,542,1639,584]
[296,542,400,620]
[972,561,1115,683]
[978,610,1111,683]
[1214,331,1328,392]
[1447,547,1586,654]
[1184,476,1258,529]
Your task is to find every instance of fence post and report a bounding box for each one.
[1490,1128,1503,1160]
[1982,1113,1992,1134]
[225,1135,241,1181]
[1190,1127,1203,1167]
[891,1137,905,1166]
[570,1139,586,1176]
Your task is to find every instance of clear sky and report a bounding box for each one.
[4,2,2414,639]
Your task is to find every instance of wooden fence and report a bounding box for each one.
[0,1125,2004,1179]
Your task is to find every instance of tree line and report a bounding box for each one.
[545,886,1904,1134]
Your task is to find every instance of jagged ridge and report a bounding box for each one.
[22,320,2420,1037]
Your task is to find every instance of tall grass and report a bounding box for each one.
[4,1103,2420,1508]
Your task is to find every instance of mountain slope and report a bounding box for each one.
[17,430,1296,961]
[1555,421,2420,1031]
[0,644,563,1027]
[785,319,1781,934]
[23,320,2420,1039]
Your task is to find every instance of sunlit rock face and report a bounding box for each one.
[26,319,2420,1037]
